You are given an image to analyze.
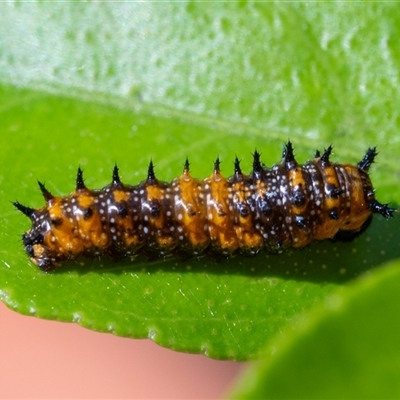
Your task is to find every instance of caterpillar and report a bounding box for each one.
[14,142,394,272]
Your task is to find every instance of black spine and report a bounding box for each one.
[112,164,121,185]
[358,147,377,171]
[37,181,54,201]
[252,150,263,179]
[13,201,35,219]
[183,158,190,173]
[76,167,87,191]
[320,145,333,165]
[147,160,156,182]
[282,141,297,169]
[214,157,221,174]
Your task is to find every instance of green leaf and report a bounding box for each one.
[228,259,400,399]
[0,3,399,360]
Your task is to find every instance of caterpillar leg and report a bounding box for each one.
[333,216,373,242]
[369,199,395,218]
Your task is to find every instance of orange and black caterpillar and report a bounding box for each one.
[14,142,394,272]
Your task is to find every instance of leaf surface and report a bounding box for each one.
[0,3,399,360]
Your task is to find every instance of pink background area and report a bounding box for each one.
[0,301,245,399]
